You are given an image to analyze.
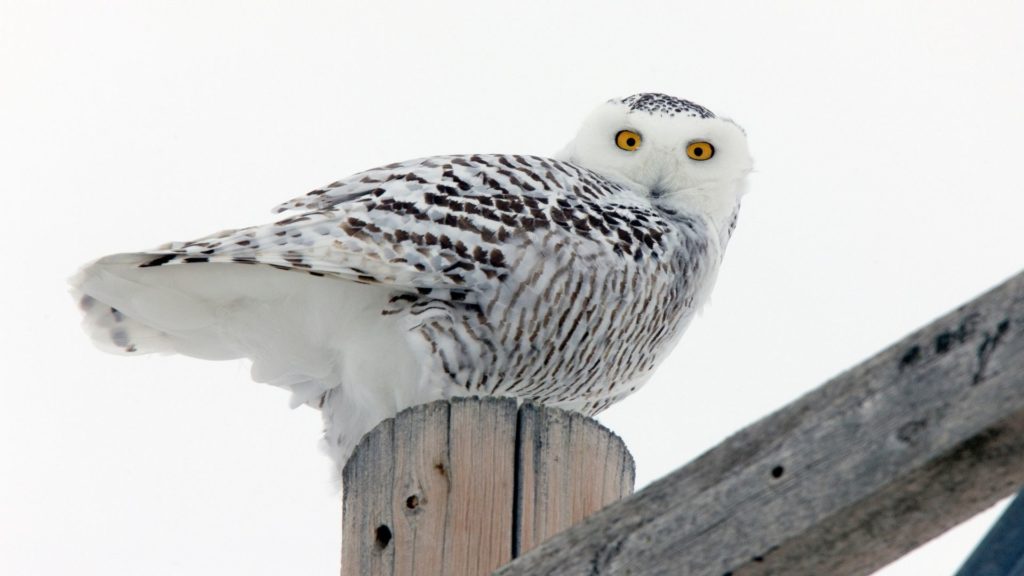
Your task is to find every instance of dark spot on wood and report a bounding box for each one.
[435,461,446,476]
[405,495,419,510]
[374,525,392,550]
[183,257,209,263]
[753,556,764,562]
[771,465,784,479]
[974,319,1012,385]
[934,314,980,354]
[896,419,928,444]
[935,333,956,354]
[900,345,922,370]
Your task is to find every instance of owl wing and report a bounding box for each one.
[72,153,676,412]
[124,153,663,295]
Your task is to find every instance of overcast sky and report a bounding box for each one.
[2,1,1023,574]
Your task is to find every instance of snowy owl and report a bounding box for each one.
[73,93,752,469]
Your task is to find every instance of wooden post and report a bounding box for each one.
[341,397,635,576]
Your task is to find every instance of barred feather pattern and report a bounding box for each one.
[129,153,713,415]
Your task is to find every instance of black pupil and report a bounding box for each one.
[693,147,704,157]
[626,137,636,147]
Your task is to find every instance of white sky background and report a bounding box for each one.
[2,1,1023,574]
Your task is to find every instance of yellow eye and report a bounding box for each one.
[615,130,642,151]
[686,141,715,161]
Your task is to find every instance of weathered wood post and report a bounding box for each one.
[341,397,635,576]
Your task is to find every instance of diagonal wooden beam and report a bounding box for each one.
[496,269,1024,576]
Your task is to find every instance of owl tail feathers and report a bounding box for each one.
[70,252,249,360]
[69,251,405,416]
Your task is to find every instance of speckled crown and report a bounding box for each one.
[616,93,715,119]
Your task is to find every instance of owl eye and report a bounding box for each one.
[686,141,714,161]
[615,130,642,151]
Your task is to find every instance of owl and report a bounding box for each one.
[73,93,752,469]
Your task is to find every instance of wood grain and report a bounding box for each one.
[515,402,634,555]
[496,269,1024,576]
[342,397,634,576]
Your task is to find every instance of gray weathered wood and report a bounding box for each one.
[496,268,1024,576]
[515,403,635,556]
[342,397,634,576]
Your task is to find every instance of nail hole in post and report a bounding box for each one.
[374,525,392,550]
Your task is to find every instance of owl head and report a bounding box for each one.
[559,93,752,249]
